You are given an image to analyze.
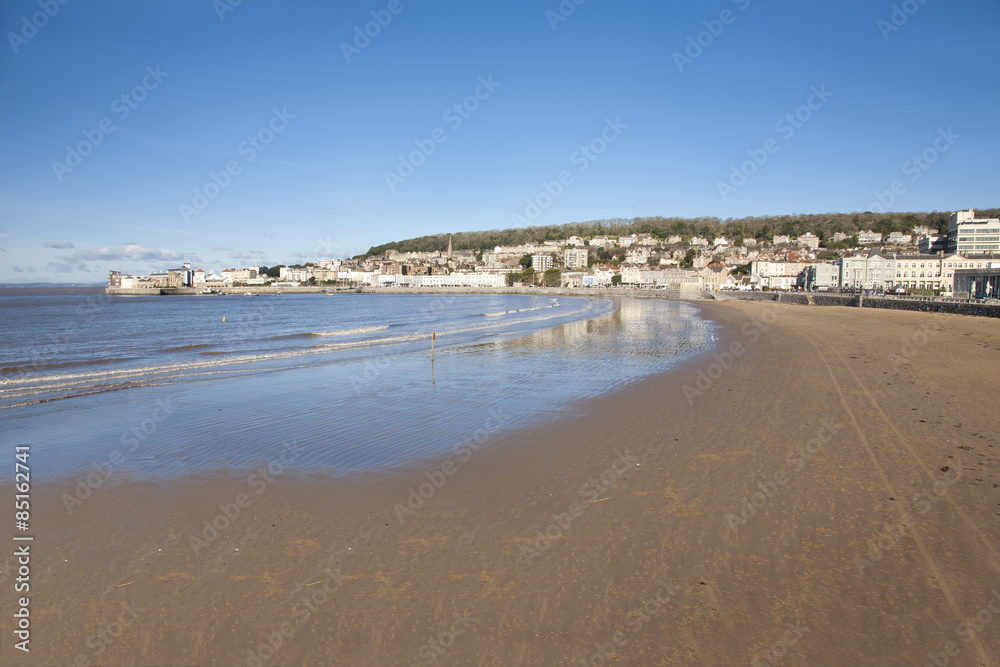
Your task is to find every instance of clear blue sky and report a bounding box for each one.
[1,0,997,282]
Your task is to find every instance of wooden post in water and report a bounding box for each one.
[431,331,435,385]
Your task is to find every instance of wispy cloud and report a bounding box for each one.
[44,241,75,249]
[12,266,37,273]
[211,246,268,261]
[44,244,191,273]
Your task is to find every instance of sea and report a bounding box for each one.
[0,288,718,479]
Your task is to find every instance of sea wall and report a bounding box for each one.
[723,291,1000,318]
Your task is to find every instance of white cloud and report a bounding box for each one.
[41,244,192,273]
[44,241,75,249]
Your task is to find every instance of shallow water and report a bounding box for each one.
[1,291,717,479]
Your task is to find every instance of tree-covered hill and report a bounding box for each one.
[359,209,999,258]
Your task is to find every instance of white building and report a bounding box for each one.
[583,267,615,287]
[857,230,883,244]
[750,260,809,290]
[689,236,709,247]
[797,232,820,250]
[621,268,697,287]
[887,232,913,245]
[802,263,839,291]
[279,267,309,283]
[567,236,585,247]
[618,234,638,247]
[772,235,791,245]
[948,209,1000,254]
[564,248,589,270]
[531,254,553,273]
[589,236,611,248]
[836,252,889,290]
[624,247,651,265]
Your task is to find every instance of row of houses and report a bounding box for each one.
[724,251,1000,295]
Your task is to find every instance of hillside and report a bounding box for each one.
[360,209,1000,257]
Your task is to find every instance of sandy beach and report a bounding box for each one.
[2,299,999,666]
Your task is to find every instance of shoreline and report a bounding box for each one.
[1,301,998,665]
[104,285,706,300]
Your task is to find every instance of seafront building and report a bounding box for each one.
[947,209,1000,254]
[564,248,589,270]
[531,254,553,272]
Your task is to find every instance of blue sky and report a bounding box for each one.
[1,0,997,282]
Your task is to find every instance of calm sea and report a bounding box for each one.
[0,288,717,478]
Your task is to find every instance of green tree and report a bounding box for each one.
[519,254,532,267]
[521,267,537,285]
[266,265,284,278]
[542,268,561,287]
[611,274,622,286]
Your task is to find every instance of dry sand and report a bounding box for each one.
[2,300,999,666]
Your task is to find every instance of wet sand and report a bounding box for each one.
[2,300,999,666]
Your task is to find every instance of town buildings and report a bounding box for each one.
[107,209,997,297]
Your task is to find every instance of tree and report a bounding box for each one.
[266,265,284,278]
[521,267,537,285]
[542,268,561,287]
[611,274,622,287]
[519,254,532,267]
[680,250,696,268]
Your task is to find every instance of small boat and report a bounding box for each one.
[201,288,214,294]
[245,291,254,296]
